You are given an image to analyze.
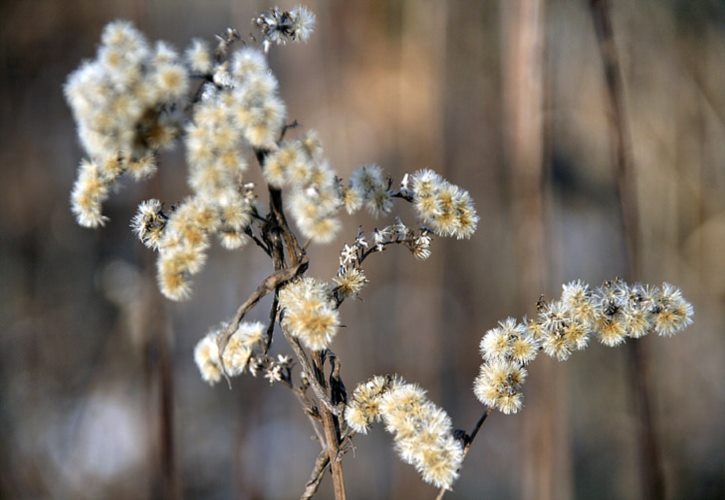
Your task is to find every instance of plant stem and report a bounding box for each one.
[254,147,346,499]
[312,351,347,500]
[435,408,492,500]
[301,450,330,500]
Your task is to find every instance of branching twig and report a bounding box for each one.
[280,120,301,142]
[216,260,308,378]
[244,226,271,256]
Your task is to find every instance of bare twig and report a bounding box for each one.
[232,122,347,500]
[327,351,347,407]
[280,120,301,142]
[244,226,271,256]
[263,291,279,355]
[435,408,492,500]
[280,377,326,446]
[300,450,330,500]
[216,260,308,377]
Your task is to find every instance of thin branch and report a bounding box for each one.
[300,450,330,500]
[280,120,301,142]
[435,408,492,500]
[255,147,304,266]
[244,226,271,256]
[263,291,279,355]
[390,190,414,202]
[463,408,492,453]
[280,377,326,447]
[251,127,346,500]
[216,259,308,378]
[327,350,347,407]
[250,205,267,222]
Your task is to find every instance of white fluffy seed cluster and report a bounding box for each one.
[342,164,393,217]
[345,376,464,490]
[474,318,533,415]
[409,169,478,239]
[67,22,287,300]
[148,45,286,300]
[254,6,316,51]
[130,198,167,250]
[474,279,694,414]
[264,132,342,243]
[147,185,255,301]
[278,277,340,351]
[194,321,265,384]
[65,21,189,227]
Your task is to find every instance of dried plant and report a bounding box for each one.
[64,6,693,498]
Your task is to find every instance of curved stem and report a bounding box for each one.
[301,450,330,500]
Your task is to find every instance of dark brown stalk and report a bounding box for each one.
[311,351,347,500]
[255,147,346,500]
[589,2,665,499]
[140,150,179,500]
[158,320,178,500]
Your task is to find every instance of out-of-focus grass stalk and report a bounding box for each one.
[589,1,665,499]
[502,2,572,500]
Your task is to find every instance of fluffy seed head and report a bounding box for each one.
[279,277,339,351]
[194,332,222,385]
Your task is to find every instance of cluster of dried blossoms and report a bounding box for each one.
[65,21,188,228]
[66,13,477,302]
[194,320,292,385]
[66,5,693,498]
[345,376,464,489]
[474,279,694,414]
[66,6,480,494]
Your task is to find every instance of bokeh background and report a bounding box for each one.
[1,0,723,499]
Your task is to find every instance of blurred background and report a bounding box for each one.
[1,0,723,498]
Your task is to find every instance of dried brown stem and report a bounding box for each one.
[244,225,271,256]
[312,351,347,500]
[216,260,308,377]
[300,450,330,500]
[280,328,341,416]
[280,377,326,447]
[263,291,279,355]
[224,132,347,500]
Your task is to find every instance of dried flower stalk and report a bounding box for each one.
[64,6,694,498]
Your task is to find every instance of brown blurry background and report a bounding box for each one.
[1,0,723,499]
